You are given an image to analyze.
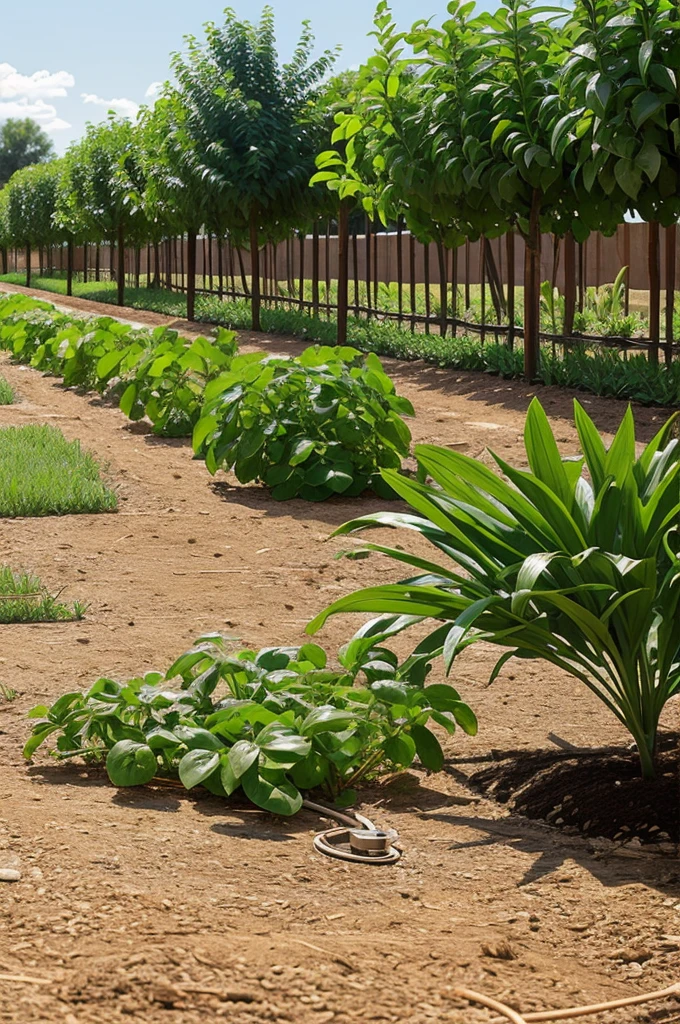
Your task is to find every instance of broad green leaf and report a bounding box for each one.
[106,741,157,787]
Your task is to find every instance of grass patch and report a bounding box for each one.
[0,425,117,517]
[0,376,13,404]
[0,566,86,623]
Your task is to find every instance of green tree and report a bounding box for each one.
[171,6,337,329]
[5,161,64,287]
[0,118,54,186]
[58,117,145,306]
[555,0,680,361]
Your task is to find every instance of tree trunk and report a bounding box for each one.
[506,230,515,351]
[0,247,7,276]
[336,201,350,345]
[25,243,31,288]
[563,230,576,341]
[116,223,125,306]
[152,242,161,288]
[187,229,197,321]
[436,240,447,337]
[523,189,542,380]
[648,220,660,365]
[665,223,676,365]
[67,237,74,296]
[249,206,261,331]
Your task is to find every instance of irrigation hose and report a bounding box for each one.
[302,798,402,864]
[461,981,680,1023]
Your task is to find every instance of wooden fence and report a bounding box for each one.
[9,218,678,362]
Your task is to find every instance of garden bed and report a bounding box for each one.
[469,737,680,846]
[1,285,679,1024]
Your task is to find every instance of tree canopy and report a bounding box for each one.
[0,118,55,186]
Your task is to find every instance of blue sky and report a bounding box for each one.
[3,0,496,153]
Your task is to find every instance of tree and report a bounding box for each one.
[556,0,680,363]
[59,117,146,305]
[171,6,337,329]
[0,118,54,186]
[5,161,64,287]
[137,92,221,320]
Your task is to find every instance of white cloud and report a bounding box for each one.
[81,93,139,120]
[0,63,74,101]
[145,81,162,99]
[0,97,71,131]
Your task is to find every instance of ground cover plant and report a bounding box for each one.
[0,424,117,517]
[309,399,680,779]
[0,293,238,436]
[194,346,414,500]
[0,565,85,623]
[0,375,13,404]
[24,635,476,813]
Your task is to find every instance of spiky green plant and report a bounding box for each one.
[309,398,680,779]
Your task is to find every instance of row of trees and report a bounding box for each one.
[0,7,340,326]
[316,0,680,374]
[2,0,679,376]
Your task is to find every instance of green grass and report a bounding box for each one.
[0,566,87,623]
[0,376,13,404]
[0,425,118,517]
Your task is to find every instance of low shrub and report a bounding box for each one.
[0,293,238,436]
[194,346,414,500]
[0,566,86,623]
[0,424,117,517]
[24,635,476,814]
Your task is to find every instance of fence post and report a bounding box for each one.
[337,201,350,345]
[665,224,676,365]
[25,243,31,288]
[648,220,660,365]
[523,189,542,379]
[436,240,447,337]
[312,221,320,318]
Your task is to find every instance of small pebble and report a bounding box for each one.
[0,868,21,882]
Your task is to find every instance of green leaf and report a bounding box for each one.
[631,91,663,130]
[384,732,416,766]
[614,158,642,199]
[411,725,444,771]
[106,741,157,787]
[637,143,661,183]
[638,40,654,82]
[228,739,260,778]
[289,439,315,466]
[241,764,302,816]
[178,748,220,789]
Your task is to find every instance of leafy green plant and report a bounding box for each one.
[0,375,13,404]
[309,398,680,779]
[540,281,565,335]
[0,294,238,436]
[24,636,476,813]
[194,346,414,501]
[0,566,86,623]
[110,328,237,436]
[0,424,117,517]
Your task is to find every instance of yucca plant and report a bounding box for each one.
[309,398,680,779]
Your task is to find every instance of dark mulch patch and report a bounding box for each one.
[470,736,679,845]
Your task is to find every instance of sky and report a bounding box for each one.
[3,0,497,154]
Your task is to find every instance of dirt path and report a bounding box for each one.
[0,283,678,1024]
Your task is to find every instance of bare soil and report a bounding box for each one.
[1,281,680,1024]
